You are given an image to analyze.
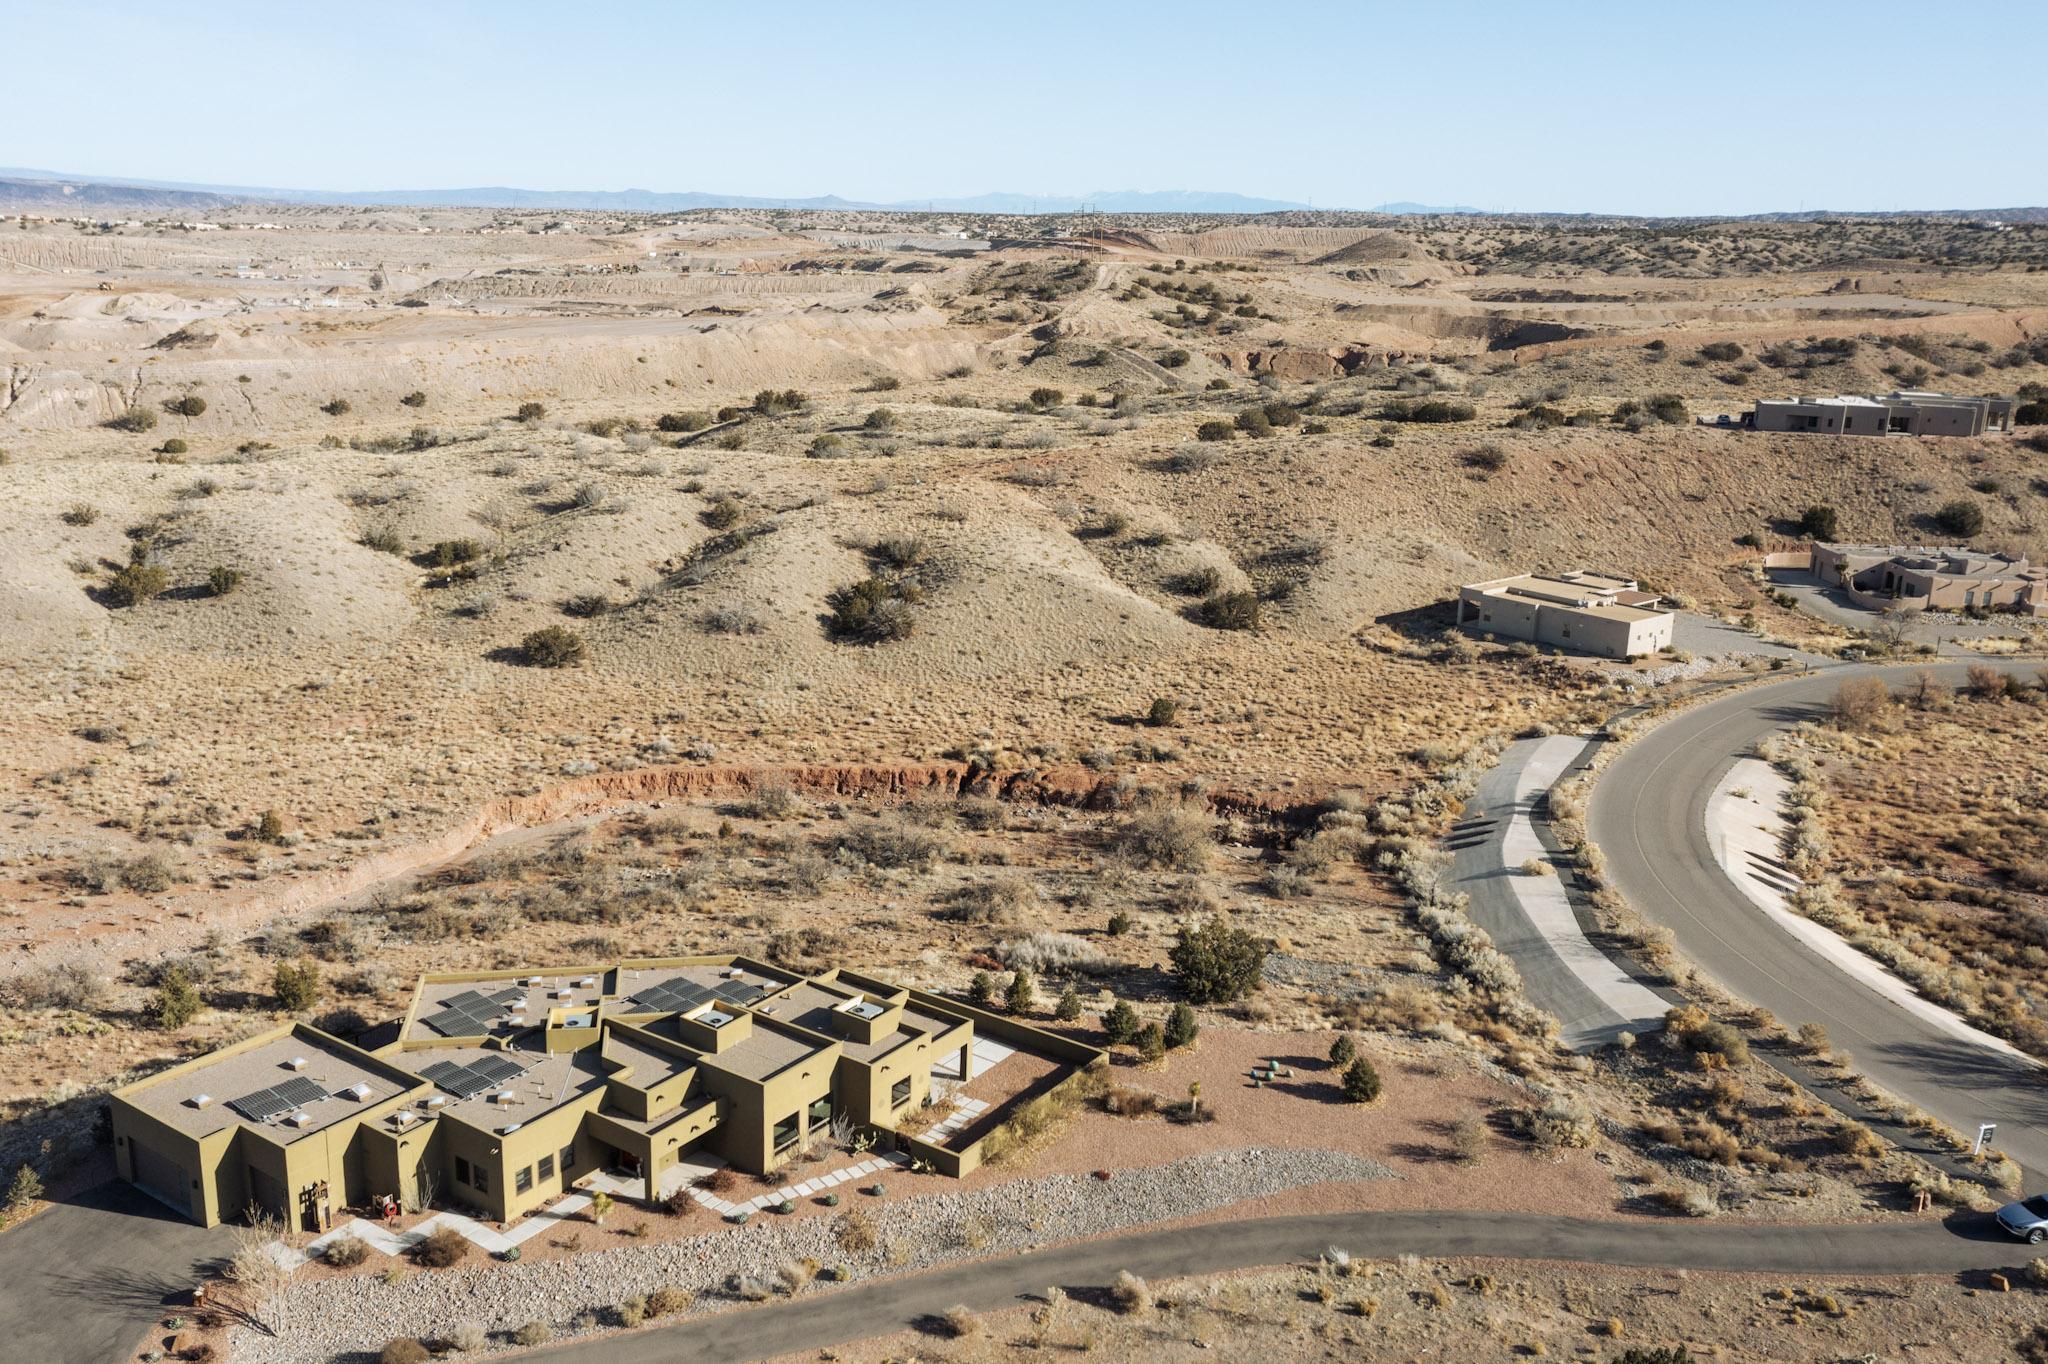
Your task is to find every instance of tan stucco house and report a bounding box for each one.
[1810,542,2047,615]
[1458,570,1676,659]
[112,956,1089,1229]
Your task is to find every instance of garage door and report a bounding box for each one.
[130,1139,189,1219]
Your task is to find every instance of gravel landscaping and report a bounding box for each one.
[233,1146,1394,1362]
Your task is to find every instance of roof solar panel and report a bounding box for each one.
[472,1055,526,1086]
[226,1075,332,1123]
[713,980,768,1005]
[420,1054,527,1100]
[626,978,714,1014]
[419,987,525,1037]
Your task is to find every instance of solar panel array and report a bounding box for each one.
[419,987,526,1037]
[227,1075,331,1123]
[625,976,769,1015]
[419,1054,528,1100]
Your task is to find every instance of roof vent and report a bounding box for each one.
[285,1056,308,1070]
[342,1082,372,1101]
[490,1090,516,1105]
[393,1109,418,1128]
[501,1121,523,1134]
[189,1093,213,1109]
[577,976,597,988]
[423,1095,446,1109]
[285,1111,313,1128]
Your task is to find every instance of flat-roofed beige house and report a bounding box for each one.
[112,955,1098,1229]
[1749,390,2015,437]
[1458,570,1675,659]
[1810,542,2048,615]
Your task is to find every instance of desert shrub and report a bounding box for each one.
[400,390,427,408]
[869,535,926,569]
[103,562,169,606]
[1797,505,1840,540]
[61,503,101,526]
[1524,1094,1596,1151]
[701,602,765,635]
[1329,1034,1358,1067]
[323,1235,369,1268]
[1136,1020,1167,1059]
[940,1304,981,1337]
[273,957,321,1011]
[512,1321,551,1346]
[1110,1270,1153,1315]
[207,566,244,597]
[1112,806,1212,871]
[1169,919,1267,1003]
[379,1341,428,1364]
[320,398,352,416]
[107,407,157,433]
[1341,1057,1382,1103]
[155,966,201,1029]
[0,961,103,1011]
[1193,590,1260,630]
[1145,696,1180,727]
[1833,1120,1883,1158]
[1164,1001,1199,1048]
[360,526,405,554]
[562,593,612,618]
[1102,999,1141,1045]
[824,575,920,644]
[1380,399,1474,423]
[1642,393,1689,423]
[520,625,587,668]
[1054,984,1083,1020]
[159,438,189,455]
[1932,498,1984,538]
[428,538,481,568]
[1462,443,1507,472]
[657,410,712,433]
[1195,419,1235,442]
[1698,341,1744,362]
[754,388,808,415]
[1103,1084,1161,1116]
[647,1285,694,1316]
[968,971,995,1007]
[1235,407,1272,436]
[1005,969,1037,1015]
[835,819,944,871]
[1168,565,1223,596]
[413,1225,469,1268]
[1829,677,1891,730]
[515,401,547,422]
[1159,348,1191,368]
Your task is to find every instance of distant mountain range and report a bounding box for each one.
[1,168,2038,221]
[0,168,1485,217]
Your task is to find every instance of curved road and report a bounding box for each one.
[524,1208,2026,1363]
[1590,662,2048,1184]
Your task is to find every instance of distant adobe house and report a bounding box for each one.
[1457,570,1676,659]
[1810,542,2048,615]
[1736,390,2015,437]
[110,956,1101,1230]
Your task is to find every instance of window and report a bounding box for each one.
[455,1157,472,1187]
[808,1096,832,1129]
[772,1112,801,1152]
[890,1077,913,1109]
[560,1143,575,1176]
[515,1165,533,1195]
[473,1166,489,1194]
[538,1154,555,1182]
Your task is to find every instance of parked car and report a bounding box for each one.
[1995,1193,2048,1243]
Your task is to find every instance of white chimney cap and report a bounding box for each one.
[189,1094,213,1108]
[286,1056,308,1070]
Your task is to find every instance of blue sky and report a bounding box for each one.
[9,0,2042,214]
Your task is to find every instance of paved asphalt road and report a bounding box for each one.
[1589,661,2048,1186]
[525,1207,2030,1363]
[0,1181,232,1364]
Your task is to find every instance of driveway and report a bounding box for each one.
[0,1181,231,1364]
[1763,568,2022,652]
[1588,661,2048,1186]
[1447,734,1668,1048]
[521,1208,2028,1363]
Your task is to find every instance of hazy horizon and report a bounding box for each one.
[11,0,2046,215]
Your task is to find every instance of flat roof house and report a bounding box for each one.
[1811,542,2047,615]
[113,956,1097,1230]
[1749,390,2015,438]
[1458,570,1675,659]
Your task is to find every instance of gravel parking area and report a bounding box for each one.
[234,1146,1393,1363]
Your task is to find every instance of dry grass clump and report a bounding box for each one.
[939,1304,981,1337]
[647,1286,694,1316]
[996,931,1103,975]
[832,819,947,871]
[1110,805,1213,871]
[323,1234,370,1268]
[1829,677,1892,731]
[947,874,1042,925]
[412,1225,470,1268]
[1519,1094,1597,1152]
[1110,1269,1154,1316]
[837,1207,878,1254]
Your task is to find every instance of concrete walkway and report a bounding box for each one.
[519,1208,2030,1364]
[1447,734,1668,1049]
